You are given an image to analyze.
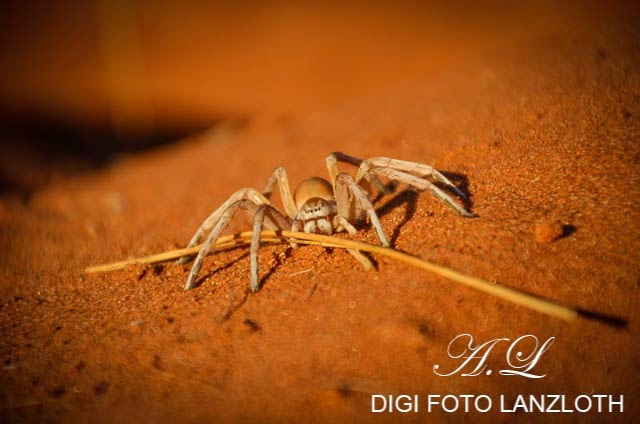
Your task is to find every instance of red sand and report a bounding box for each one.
[1,3,639,422]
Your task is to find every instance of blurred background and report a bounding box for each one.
[0,0,635,194]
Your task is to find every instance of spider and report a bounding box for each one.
[178,152,474,291]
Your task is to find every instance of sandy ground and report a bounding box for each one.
[1,3,639,423]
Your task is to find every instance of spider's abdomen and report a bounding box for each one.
[293,177,334,209]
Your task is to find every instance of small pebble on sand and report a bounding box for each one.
[534,220,565,243]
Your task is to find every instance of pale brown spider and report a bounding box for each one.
[179,152,474,291]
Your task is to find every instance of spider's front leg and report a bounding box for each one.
[181,190,289,290]
[179,164,298,265]
[177,188,271,265]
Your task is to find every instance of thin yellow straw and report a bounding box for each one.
[86,230,579,321]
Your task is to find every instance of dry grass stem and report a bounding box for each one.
[86,230,579,321]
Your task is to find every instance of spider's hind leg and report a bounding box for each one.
[370,166,475,218]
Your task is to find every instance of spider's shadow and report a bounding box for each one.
[187,249,253,321]
[441,171,474,210]
[193,245,289,292]
[194,250,251,289]
[371,172,474,246]
[204,247,292,321]
[256,247,292,290]
[374,189,419,246]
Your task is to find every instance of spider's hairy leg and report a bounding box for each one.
[334,173,390,247]
[370,167,475,218]
[176,188,270,265]
[262,166,298,220]
[358,157,468,199]
[326,151,363,183]
[250,205,290,292]
[326,152,387,194]
[184,199,288,290]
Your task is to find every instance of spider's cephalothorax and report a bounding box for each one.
[179,152,474,291]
